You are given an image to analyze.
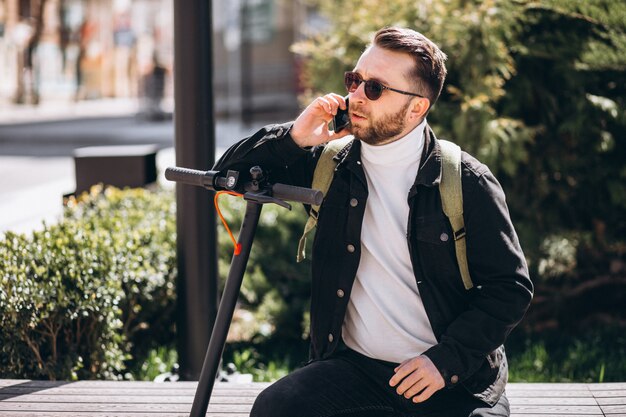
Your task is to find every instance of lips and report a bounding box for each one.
[350,110,367,121]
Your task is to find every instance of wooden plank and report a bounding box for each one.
[588,383,626,391]
[0,402,251,413]
[507,405,603,414]
[0,381,44,388]
[507,390,592,398]
[0,386,264,397]
[508,397,597,406]
[602,405,626,413]
[507,383,592,390]
[510,410,604,417]
[0,380,270,389]
[0,394,256,405]
[592,390,626,398]
[0,410,191,417]
[0,414,247,417]
[0,380,191,390]
[596,397,626,405]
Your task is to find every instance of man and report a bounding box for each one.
[214,27,533,417]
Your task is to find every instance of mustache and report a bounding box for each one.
[349,105,368,118]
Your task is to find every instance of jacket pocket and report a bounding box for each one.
[415,216,452,245]
[414,216,455,259]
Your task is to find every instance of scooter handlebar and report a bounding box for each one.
[272,183,323,206]
[165,166,323,206]
[165,167,217,189]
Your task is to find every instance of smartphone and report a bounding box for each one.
[331,97,350,133]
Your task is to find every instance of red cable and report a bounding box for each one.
[214,191,244,255]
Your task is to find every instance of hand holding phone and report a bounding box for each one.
[292,94,349,147]
[331,97,350,133]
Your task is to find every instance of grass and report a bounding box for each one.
[131,347,178,381]
[506,327,626,383]
[132,327,626,383]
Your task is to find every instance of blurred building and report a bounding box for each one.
[0,0,173,105]
[0,0,326,121]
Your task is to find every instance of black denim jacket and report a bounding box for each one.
[214,122,533,406]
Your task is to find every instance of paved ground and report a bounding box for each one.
[0,98,273,235]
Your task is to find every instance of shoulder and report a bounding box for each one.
[459,150,503,198]
[460,150,490,179]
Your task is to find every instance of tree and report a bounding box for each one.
[292,0,626,333]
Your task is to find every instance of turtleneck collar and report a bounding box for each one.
[360,118,427,167]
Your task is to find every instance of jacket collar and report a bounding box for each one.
[415,125,443,187]
[335,138,367,186]
[333,137,358,166]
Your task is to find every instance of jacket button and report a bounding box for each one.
[347,244,355,253]
[350,198,358,207]
[328,334,334,343]
[440,233,449,242]
[336,289,345,298]
[451,375,459,384]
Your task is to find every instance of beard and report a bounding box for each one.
[350,99,412,146]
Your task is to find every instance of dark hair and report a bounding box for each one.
[373,27,447,107]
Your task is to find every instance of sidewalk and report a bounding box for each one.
[0,150,176,236]
[0,97,172,235]
[0,97,272,236]
[0,97,174,125]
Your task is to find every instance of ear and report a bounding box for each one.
[409,97,430,121]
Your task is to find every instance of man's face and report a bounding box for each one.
[348,45,420,146]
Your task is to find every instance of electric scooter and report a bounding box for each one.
[165,165,322,417]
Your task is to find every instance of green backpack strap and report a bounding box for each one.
[297,137,353,262]
[439,139,473,290]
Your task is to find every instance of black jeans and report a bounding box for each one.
[250,347,509,417]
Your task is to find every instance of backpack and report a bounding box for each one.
[297,137,474,290]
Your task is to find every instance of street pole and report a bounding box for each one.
[173,0,218,380]
[240,0,253,126]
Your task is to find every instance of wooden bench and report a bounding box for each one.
[0,379,624,416]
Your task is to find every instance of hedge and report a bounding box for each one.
[0,185,311,380]
[0,186,177,380]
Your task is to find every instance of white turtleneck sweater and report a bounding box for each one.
[342,119,438,363]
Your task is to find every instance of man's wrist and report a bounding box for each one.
[279,124,312,156]
[422,344,464,388]
[288,126,309,148]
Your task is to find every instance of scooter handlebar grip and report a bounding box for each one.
[165,167,216,189]
[272,183,324,206]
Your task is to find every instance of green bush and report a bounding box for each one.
[0,222,126,380]
[0,185,311,381]
[63,187,178,370]
[0,186,176,380]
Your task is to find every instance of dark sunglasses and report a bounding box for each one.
[344,71,424,101]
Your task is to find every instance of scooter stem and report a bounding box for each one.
[189,199,263,417]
